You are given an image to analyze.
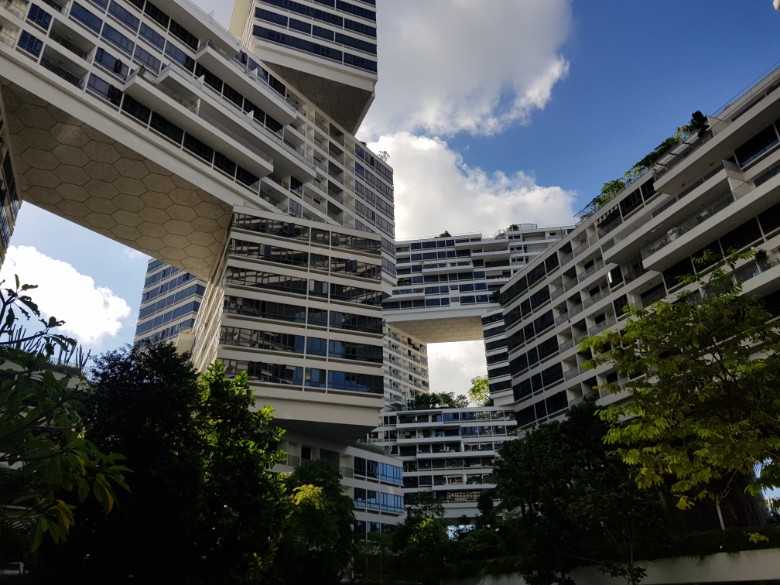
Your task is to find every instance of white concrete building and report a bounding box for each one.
[0,0,402,531]
[369,405,517,522]
[497,68,780,428]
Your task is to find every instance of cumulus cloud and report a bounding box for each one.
[0,246,132,346]
[370,132,576,239]
[362,0,572,138]
[427,341,487,396]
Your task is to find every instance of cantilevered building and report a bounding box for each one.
[0,0,402,531]
[497,68,780,428]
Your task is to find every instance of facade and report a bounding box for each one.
[497,67,780,428]
[0,106,20,263]
[369,406,517,521]
[385,225,573,345]
[0,0,403,530]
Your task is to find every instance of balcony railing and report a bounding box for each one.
[587,316,616,337]
[49,29,89,60]
[0,28,15,47]
[558,338,576,352]
[583,288,608,309]
[641,182,755,259]
[578,260,604,283]
[1,0,25,19]
[40,56,83,89]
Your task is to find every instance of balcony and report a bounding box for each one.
[195,41,297,125]
[578,260,604,283]
[641,182,755,260]
[587,316,617,337]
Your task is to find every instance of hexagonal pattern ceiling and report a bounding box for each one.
[1,79,232,278]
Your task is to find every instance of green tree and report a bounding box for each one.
[582,252,780,512]
[39,348,287,584]
[271,460,355,585]
[494,402,665,584]
[494,421,579,584]
[197,362,287,583]
[392,496,450,585]
[408,391,468,409]
[0,278,128,559]
[467,375,492,406]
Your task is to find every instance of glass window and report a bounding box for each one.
[108,0,140,32]
[27,5,52,30]
[140,23,165,50]
[164,41,195,72]
[70,3,103,34]
[102,23,134,55]
[133,45,161,73]
[17,30,43,57]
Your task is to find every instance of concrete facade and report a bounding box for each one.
[497,67,780,427]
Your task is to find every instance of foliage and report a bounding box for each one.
[196,362,288,583]
[438,230,452,238]
[581,252,780,508]
[581,111,709,215]
[0,278,128,557]
[37,348,287,584]
[271,460,355,585]
[392,495,450,585]
[493,401,666,584]
[407,391,468,409]
[467,375,492,406]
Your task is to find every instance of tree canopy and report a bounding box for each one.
[467,375,492,406]
[582,252,780,508]
[271,460,356,585]
[0,278,128,559]
[408,391,468,409]
[38,347,287,584]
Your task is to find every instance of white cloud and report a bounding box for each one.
[363,0,572,138]
[427,341,487,396]
[0,246,132,346]
[370,132,576,239]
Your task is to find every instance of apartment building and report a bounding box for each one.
[369,405,517,521]
[496,68,780,427]
[385,225,573,345]
[0,0,405,531]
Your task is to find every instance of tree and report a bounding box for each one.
[271,460,355,585]
[196,362,288,583]
[392,495,450,585]
[0,278,128,559]
[582,252,780,512]
[39,348,287,584]
[493,401,665,585]
[467,375,492,406]
[408,391,468,409]
[494,420,579,584]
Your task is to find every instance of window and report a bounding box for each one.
[164,41,194,71]
[70,3,103,34]
[102,23,134,55]
[150,112,183,144]
[95,47,128,79]
[17,30,43,57]
[27,5,52,30]
[143,1,169,28]
[735,124,779,168]
[133,45,161,73]
[140,23,165,50]
[121,94,151,123]
[87,74,122,105]
[169,19,199,51]
[108,0,140,32]
[183,133,214,163]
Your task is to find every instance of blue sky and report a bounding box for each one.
[5,0,780,392]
